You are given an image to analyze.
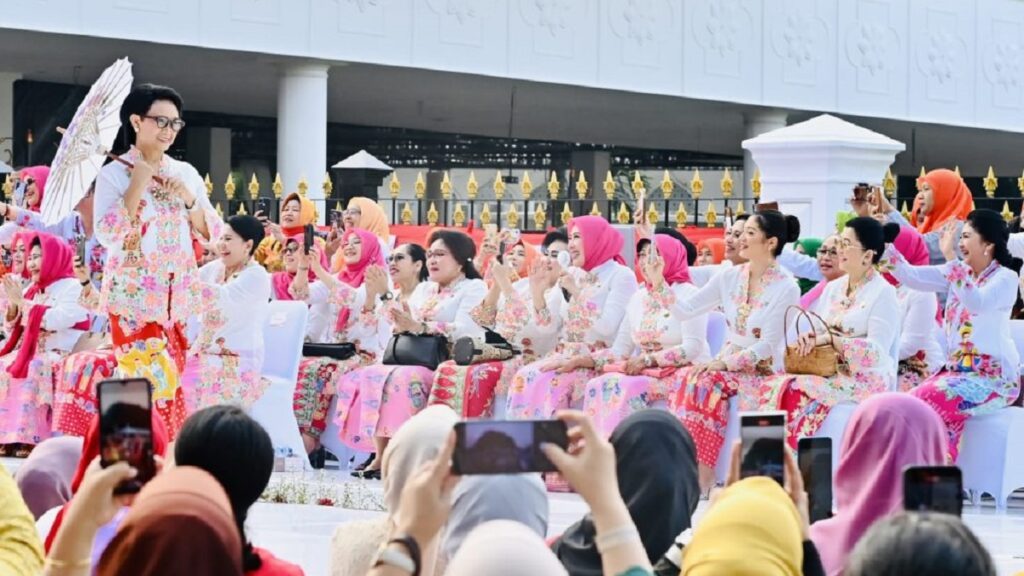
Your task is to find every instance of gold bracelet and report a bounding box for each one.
[44,557,92,568]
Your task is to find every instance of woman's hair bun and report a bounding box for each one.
[784,214,801,243]
[882,222,901,244]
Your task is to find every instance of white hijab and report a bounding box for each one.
[446,520,568,576]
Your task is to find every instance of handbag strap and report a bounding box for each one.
[784,305,836,348]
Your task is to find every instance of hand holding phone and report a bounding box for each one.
[256,197,272,218]
[452,419,568,475]
[98,378,156,495]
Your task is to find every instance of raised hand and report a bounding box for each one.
[939,220,960,262]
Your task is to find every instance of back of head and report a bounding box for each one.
[446,520,567,576]
[441,474,549,564]
[845,512,995,576]
[381,405,458,513]
[554,410,698,575]
[810,393,946,575]
[14,436,83,518]
[97,466,243,576]
[654,226,697,265]
[966,209,1014,268]
[845,217,887,263]
[752,210,800,257]
[682,477,802,576]
[226,214,267,256]
[174,406,273,570]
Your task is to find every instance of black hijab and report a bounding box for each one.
[551,410,700,576]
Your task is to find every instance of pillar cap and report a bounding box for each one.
[332,149,392,172]
[742,114,904,152]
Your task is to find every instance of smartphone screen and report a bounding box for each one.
[303,224,314,255]
[256,197,272,217]
[798,437,833,523]
[904,466,963,516]
[97,378,155,495]
[452,420,568,475]
[330,210,343,228]
[739,411,786,485]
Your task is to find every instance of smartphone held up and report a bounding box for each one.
[97,378,156,495]
[452,419,568,475]
[739,411,786,486]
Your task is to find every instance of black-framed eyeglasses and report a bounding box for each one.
[284,245,300,254]
[144,115,186,132]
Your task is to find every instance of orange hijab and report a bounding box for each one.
[915,169,974,234]
[697,238,726,264]
[279,193,317,238]
[331,197,390,272]
[506,239,538,282]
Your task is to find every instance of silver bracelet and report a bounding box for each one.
[595,525,641,554]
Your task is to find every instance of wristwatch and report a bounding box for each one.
[372,536,421,576]
[380,292,394,302]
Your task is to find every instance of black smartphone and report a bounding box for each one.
[97,378,156,495]
[852,183,871,202]
[798,437,833,523]
[904,466,963,516]
[739,411,786,485]
[452,419,568,475]
[256,197,272,218]
[303,223,314,255]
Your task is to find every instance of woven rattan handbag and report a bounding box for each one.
[784,306,840,378]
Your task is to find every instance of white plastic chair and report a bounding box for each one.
[714,399,740,483]
[321,396,371,470]
[249,300,310,470]
[811,402,858,475]
[959,407,1024,509]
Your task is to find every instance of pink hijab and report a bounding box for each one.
[335,228,384,332]
[19,165,49,210]
[568,216,625,272]
[640,234,691,287]
[270,235,326,301]
[884,225,929,286]
[809,393,946,576]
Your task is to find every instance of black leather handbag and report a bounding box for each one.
[302,342,357,361]
[382,333,450,370]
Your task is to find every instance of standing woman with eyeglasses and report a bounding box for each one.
[92,84,221,438]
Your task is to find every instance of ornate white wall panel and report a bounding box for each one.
[975,0,1024,131]
[907,0,974,125]
[761,0,836,111]
[683,0,761,102]
[411,0,509,75]
[836,0,908,119]
[308,0,416,66]
[4,0,1024,134]
[599,0,683,94]
[508,0,598,87]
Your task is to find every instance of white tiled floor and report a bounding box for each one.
[6,457,1023,576]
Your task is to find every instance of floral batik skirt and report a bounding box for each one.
[505,355,598,420]
[180,351,268,414]
[333,364,434,452]
[669,367,772,468]
[0,351,62,445]
[429,356,525,418]
[53,349,118,437]
[910,369,1020,462]
[110,315,188,439]
[582,369,686,437]
[293,354,370,440]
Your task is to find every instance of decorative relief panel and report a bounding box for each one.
[684,0,762,102]
[599,0,682,93]
[82,0,201,45]
[309,0,413,65]
[763,0,835,110]
[975,0,1024,129]
[908,0,973,124]
[509,0,597,86]
[425,0,482,47]
[837,0,907,117]
[412,0,508,75]
[230,0,281,25]
[332,0,388,36]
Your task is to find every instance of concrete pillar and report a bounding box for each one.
[743,111,788,199]
[277,63,329,221]
[0,72,21,168]
[185,126,232,197]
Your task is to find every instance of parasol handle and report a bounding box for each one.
[55,126,166,186]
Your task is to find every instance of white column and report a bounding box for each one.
[277,63,329,221]
[0,72,22,169]
[743,110,788,199]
